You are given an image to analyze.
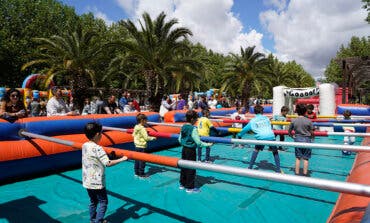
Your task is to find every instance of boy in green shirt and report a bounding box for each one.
[179,110,212,193]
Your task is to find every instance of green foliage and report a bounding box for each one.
[222,46,269,105]
[0,0,78,87]
[324,36,370,83]
[283,61,315,87]
[363,0,370,23]
[117,12,202,110]
[1,1,316,104]
[22,23,104,109]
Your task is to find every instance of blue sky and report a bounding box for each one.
[60,0,369,79]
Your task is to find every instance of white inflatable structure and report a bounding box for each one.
[272,83,336,116]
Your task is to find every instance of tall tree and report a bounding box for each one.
[262,54,292,92]
[118,12,201,111]
[325,36,370,83]
[283,61,315,88]
[0,0,78,87]
[222,46,268,106]
[22,24,103,110]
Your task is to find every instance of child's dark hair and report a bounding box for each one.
[281,106,289,112]
[136,113,148,123]
[186,110,198,123]
[307,104,314,110]
[201,109,210,117]
[295,104,307,116]
[84,122,102,140]
[254,105,264,114]
[343,110,352,118]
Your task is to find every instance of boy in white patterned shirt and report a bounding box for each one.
[82,122,128,223]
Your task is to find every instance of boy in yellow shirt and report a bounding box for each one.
[133,113,156,178]
[197,109,217,163]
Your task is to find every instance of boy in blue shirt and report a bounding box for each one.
[237,105,283,173]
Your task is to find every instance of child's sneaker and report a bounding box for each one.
[186,188,201,193]
[342,150,351,155]
[179,185,185,190]
[91,220,109,223]
[138,174,150,179]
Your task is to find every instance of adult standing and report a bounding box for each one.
[159,96,176,119]
[176,94,186,110]
[198,96,209,110]
[207,95,218,109]
[188,95,194,110]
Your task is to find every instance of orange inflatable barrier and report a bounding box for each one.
[327,127,370,223]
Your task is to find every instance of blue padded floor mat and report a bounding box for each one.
[0,134,359,223]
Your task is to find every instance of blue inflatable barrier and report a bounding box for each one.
[249,105,272,114]
[337,105,370,116]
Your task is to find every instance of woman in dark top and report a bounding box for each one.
[0,88,27,122]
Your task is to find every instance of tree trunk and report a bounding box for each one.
[144,70,164,112]
[70,73,90,112]
[242,83,251,109]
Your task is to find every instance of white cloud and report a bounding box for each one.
[86,6,114,26]
[263,0,287,11]
[116,0,137,16]
[260,0,369,78]
[115,0,267,55]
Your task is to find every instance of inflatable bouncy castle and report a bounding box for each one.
[273,84,370,117]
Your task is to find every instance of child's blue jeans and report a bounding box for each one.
[87,188,108,223]
[134,147,146,175]
[197,146,210,161]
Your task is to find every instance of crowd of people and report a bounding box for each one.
[0,87,148,122]
[0,87,271,123]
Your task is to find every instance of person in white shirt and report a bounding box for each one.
[123,100,137,113]
[159,96,176,119]
[230,107,247,148]
[46,87,78,116]
[207,95,218,109]
[187,95,194,110]
[81,98,93,115]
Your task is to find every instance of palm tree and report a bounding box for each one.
[22,25,102,110]
[283,61,315,88]
[264,54,293,87]
[119,12,201,111]
[221,46,268,107]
